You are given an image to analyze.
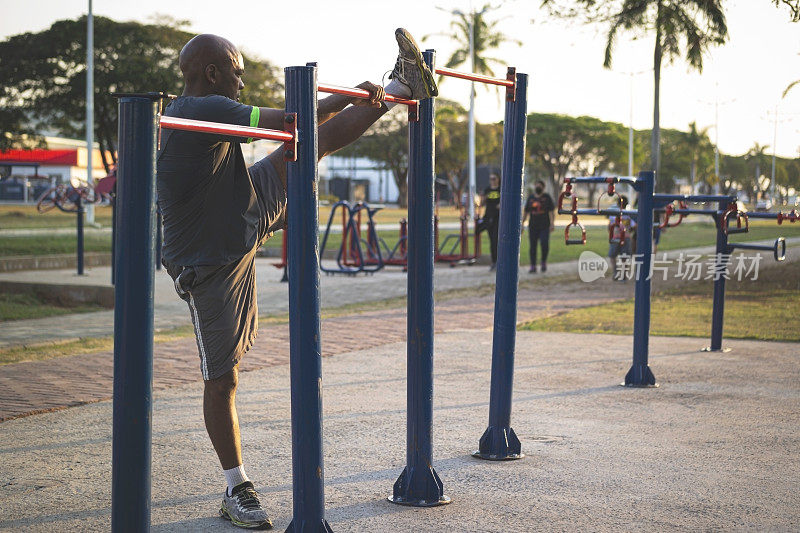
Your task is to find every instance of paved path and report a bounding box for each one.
[0,280,629,421]
[0,257,564,348]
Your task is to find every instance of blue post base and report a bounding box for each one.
[701,346,731,353]
[388,465,451,507]
[473,425,524,461]
[285,519,333,533]
[623,364,658,387]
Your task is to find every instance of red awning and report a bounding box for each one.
[0,149,78,166]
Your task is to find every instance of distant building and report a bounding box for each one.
[0,137,111,202]
[322,155,397,204]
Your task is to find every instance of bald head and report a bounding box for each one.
[179,34,245,100]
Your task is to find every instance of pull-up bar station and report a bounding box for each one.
[556,176,794,388]
[111,53,528,532]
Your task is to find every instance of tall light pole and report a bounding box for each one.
[714,89,720,194]
[85,0,95,225]
[467,9,476,219]
[771,103,778,203]
[438,4,487,217]
[617,70,647,177]
[628,73,634,176]
[700,85,735,195]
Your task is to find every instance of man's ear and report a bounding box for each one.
[204,64,217,85]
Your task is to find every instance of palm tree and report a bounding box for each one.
[437,5,521,89]
[774,1,799,96]
[773,0,800,22]
[685,121,712,193]
[428,5,520,216]
[550,1,728,185]
[745,142,771,202]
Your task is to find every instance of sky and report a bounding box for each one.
[2,0,799,158]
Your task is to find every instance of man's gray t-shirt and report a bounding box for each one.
[157,95,260,266]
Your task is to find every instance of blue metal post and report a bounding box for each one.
[389,50,450,507]
[155,209,163,270]
[111,95,158,532]
[76,195,85,275]
[111,193,116,285]
[475,71,528,460]
[624,170,657,386]
[705,200,730,352]
[284,64,333,533]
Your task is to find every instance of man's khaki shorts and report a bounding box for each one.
[164,157,285,380]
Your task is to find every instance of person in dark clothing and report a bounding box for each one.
[523,180,555,273]
[157,30,437,529]
[479,173,501,270]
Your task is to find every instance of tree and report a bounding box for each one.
[683,121,714,192]
[335,109,410,207]
[719,153,748,195]
[526,113,629,205]
[434,99,503,207]
[773,0,800,22]
[435,5,521,91]
[745,143,772,201]
[0,16,283,173]
[429,5,521,213]
[545,0,728,183]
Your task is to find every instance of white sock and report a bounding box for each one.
[224,464,249,496]
[384,78,412,109]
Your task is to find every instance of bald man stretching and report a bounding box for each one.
[157,29,436,529]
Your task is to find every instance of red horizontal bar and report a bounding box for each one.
[435,67,514,88]
[317,82,417,107]
[159,116,294,142]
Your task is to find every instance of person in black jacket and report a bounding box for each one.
[523,180,555,273]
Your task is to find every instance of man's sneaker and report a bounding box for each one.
[219,481,273,530]
[390,28,438,99]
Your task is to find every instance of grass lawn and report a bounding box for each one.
[282,218,800,265]
[520,263,800,342]
[0,205,114,229]
[0,204,464,230]
[0,291,105,323]
[0,234,112,257]
[4,216,798,262]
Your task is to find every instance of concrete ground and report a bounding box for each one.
[0,331,798,532]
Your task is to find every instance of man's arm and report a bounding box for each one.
[255,81,384,129]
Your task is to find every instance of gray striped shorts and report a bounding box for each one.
[164,157,285,380]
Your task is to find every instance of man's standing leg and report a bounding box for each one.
[205,368,243,470]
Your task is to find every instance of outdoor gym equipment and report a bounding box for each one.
[653,196,792,351]
[704,203,794,351]
[434,213,481,266]
[559,174,657,386]
[319,200,385,275]
[557,177,794,380]
[111,52,528,530]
